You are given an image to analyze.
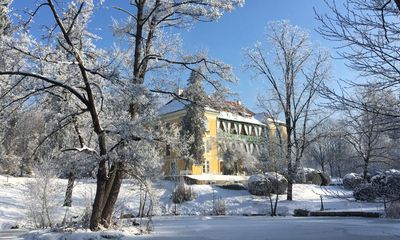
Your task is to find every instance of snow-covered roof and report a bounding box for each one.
[254,112,285,125]
[217,111,266,126]
[159,100,284,126]
[158,99,189,115]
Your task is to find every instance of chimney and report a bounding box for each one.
[176,87,184,96]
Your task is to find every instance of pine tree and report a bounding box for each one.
[181,70,208,168]
[0,0,11,35]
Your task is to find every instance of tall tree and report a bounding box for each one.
[316,0,400,111]
[244,21,330,200]
[340,87,400,180]
[0,0,243,230]
[181,70,207,168]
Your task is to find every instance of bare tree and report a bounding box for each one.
[244,20,331,200]
[340,87,400,180]
[316,0,400,111]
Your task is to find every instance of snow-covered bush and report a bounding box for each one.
[352,170,400,202]
[305,170,322,185]
[319,172,331,186]
[172,180,194,204]
[343,173,363,190]
[371,169,400,199]
[212,197,226,216]
[353,184,377,201]
[294,168,331,186]
[248,172,288,195]
[25,164,63,228]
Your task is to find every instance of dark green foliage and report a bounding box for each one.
[218,183,247,190]
[0,0,11,35]
[319,172,331,186]
[353,184,377,201]
[181,70,207,165]
[305,171,322,185]
[343,173,364,190]
[293,209,310,217]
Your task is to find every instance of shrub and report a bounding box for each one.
[212,197,226,216]
[305,171,322,185]
[218,183,246,190]
[353,184,377,201]
[371,169,400,199]
[293,168,331,186]
[172,180,194,204]
[25,165,63,228]
[319,172,331,186]
[248,172,288,196]
[343,173,363,190]
[293,209,310,217]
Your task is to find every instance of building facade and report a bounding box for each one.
[159,99,285,176]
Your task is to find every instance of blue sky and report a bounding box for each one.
[178,0,355,111]
[10,0,355,111]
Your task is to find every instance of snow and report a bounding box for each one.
[184,174,248,182]
[19,217,400,240]
[218,111,266,126]
[343,173,361,180]
[0,175,387,237]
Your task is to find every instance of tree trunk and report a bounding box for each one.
[287,179,293,201]
[100,164,117,212]
[90,158,108,230]
[100,162,125,227]
[63,170,75,207]
[286,143,293,201]
[362,160,369,182]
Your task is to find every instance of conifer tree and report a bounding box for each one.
[181,70,208,168]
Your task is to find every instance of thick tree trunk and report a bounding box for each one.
[90,159,108,230]
[287,179,293,201]
[63,171,75,207]
[100,164,117,212]
[100,162,125,227]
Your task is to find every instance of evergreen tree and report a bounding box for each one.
[0,0,11,35]
[181,70,208,167]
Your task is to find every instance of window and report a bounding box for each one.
[166,144,171,156]
[170,160,176,175]
[203,160,210,173]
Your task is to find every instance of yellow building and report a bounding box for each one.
[159,99,284,176]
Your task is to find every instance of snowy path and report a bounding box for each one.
[135,216,400,240]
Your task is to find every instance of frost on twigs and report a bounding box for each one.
[172,178,194,204]
[25,163,63,229]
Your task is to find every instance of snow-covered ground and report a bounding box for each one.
[0,175,384,231]
[140,216,400,240]
[10,217,400,240]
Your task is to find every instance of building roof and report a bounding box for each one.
[159,99,270,126]
[158,99,189,115]
[254,112,285,125]
[219,101,254,117]
[217,111,266,126]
